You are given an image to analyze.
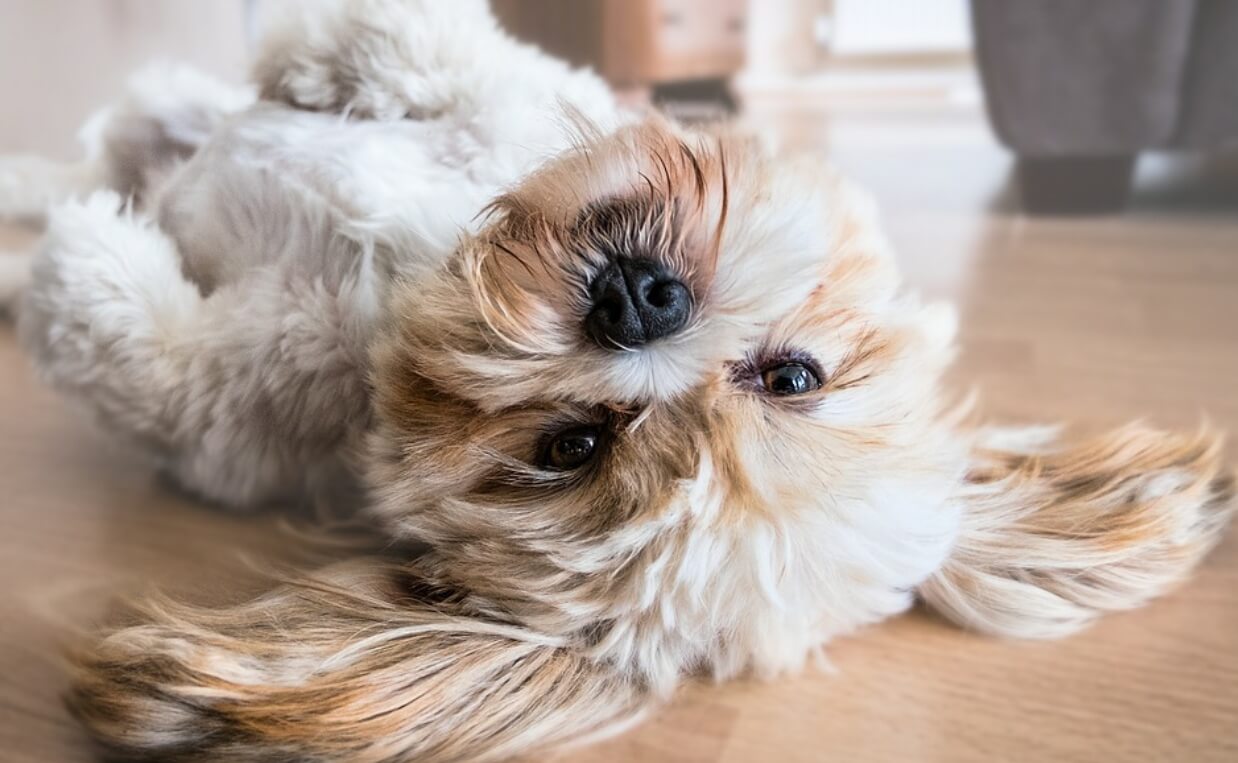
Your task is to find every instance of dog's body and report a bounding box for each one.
[2,2,1233,761]
[9,0,622,508]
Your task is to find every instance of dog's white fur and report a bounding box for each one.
[2,2,1233,761]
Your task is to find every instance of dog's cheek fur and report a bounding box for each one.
[68,559,649,763]
[921,425,1237,638]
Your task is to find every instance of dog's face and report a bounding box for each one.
[369,119,964,671]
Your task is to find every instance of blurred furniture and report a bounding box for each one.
[971,0,1238,214]
[492,0,746,103]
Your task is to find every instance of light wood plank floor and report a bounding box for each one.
[1,101,1236,762]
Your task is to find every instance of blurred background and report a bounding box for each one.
[0,2,1235,762]
[4,0,1237,218]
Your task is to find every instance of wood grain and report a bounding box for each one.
[2,98,1237,763]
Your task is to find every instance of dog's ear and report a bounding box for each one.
[920,424,1235,638]
[68,559,648,762]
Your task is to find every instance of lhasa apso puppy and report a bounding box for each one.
[0,1,1232,761]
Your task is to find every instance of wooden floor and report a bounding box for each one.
[2,98,1237,762]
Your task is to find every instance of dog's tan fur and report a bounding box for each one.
[924,424,1236,638]
[69,561,648,762]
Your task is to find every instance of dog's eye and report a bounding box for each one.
[543,426,600,470]
[760,362,821,395]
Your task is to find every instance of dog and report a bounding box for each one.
[1,1,1233,761]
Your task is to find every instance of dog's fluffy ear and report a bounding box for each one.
[921,424,1235,639]
[68,559,648,762]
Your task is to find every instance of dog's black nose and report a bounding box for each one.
[585,257,691,349]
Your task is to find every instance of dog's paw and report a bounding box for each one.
[17,191,200,421]
[253,0,497,119]
[23,190,196,329]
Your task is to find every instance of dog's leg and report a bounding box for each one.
[920,424,1235,638]
[0,64,252,224]
[88,64,254,202]
[253,0,562,120]
[68,558,650,762]
[17,191,199,446]
[18,191,372,508]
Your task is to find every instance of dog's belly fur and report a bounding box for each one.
[158,105,559,295]
[143,107,556,507]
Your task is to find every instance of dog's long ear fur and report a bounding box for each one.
[921,424,1235,639]
[68,559,648,762]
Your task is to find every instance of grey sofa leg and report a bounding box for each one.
[1016,155,1136,215]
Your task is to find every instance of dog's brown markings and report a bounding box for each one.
[677,139,708,204]
[70,560,648,762]
[826,329,895,394]
[491,239,539,283]
[710,424,769,520]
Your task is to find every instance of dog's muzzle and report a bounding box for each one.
[585,257,691,349]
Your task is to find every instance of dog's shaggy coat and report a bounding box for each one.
[1,1,1233,761]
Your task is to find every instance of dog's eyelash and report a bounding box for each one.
[823,329,888,393]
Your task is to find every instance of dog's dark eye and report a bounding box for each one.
[760,362,821,395]
[543,426,600,470]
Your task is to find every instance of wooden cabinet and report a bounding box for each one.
[493,0,747,88]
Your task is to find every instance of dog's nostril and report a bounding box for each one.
[585,257,691,349]
[644,281,675,308]
[596,296,623,324]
